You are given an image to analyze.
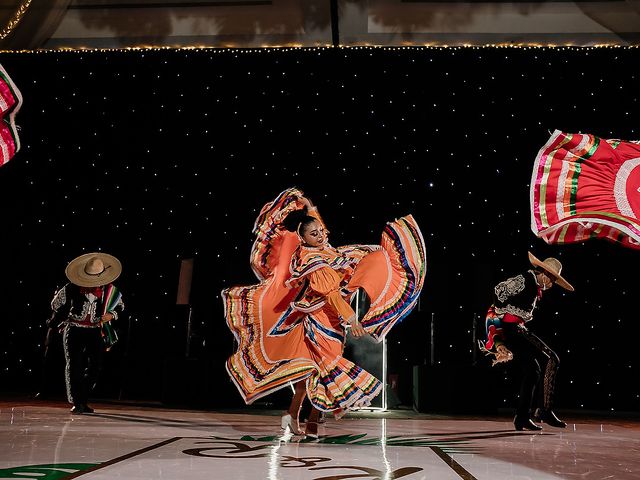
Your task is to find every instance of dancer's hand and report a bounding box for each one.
[349,318,366,338]
[299,195,313,209]
[492,344,513,366]
[100,312,114,324]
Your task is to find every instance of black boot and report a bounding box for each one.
[70,404,86,414]
[514,415,542,431]
[535,408,566,428]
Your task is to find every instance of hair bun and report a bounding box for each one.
[282,208,308,232]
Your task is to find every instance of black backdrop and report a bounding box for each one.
[0,46,639,411]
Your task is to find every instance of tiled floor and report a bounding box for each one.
[1,400,639,479]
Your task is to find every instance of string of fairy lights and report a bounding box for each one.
[0,44,638,55]
[0,0,32,40]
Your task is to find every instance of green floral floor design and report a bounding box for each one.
[0,463,98,480]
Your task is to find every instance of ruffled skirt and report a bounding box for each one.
[223,210,426,413]
[0,64,22,167]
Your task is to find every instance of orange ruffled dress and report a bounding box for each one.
[222,188,426,414]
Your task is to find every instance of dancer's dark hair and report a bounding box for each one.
[283,208,316,234]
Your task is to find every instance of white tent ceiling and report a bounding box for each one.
[2,0,640,50]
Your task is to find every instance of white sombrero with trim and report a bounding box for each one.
[65,252,122,287]
[528,251,574,291]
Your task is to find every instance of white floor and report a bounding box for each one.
[1,401,639,479]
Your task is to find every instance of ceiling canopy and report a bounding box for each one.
[2,0,640,50]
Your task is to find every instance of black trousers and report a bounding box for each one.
[502,322,560,417]
[62,325,103,406]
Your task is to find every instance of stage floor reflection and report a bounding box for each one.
[1,401,639,479]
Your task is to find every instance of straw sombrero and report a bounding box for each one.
[65,252,122,287]
[527,251,574,291]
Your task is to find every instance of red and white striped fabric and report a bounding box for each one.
[531,130,640,250]
[0,63,22,167]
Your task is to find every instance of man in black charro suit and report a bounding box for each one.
[480,252,574,431]
[50,253,124,414]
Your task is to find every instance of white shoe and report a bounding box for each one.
[281,414,302,435]
[304,420,319,439]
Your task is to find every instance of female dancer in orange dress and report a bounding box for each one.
[222,188,426,436]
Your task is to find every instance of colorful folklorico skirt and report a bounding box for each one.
[531,129,640,249]
[222,188,426,415]
[0,64,22,167]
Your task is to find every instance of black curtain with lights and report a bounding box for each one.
[0,46,639,412]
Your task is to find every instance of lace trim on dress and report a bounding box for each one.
[494,304,533,322]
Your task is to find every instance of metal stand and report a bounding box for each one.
[347,288,387,411]
[430,312,435,366]
[185,306,193,358]
[472,313,478,366]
